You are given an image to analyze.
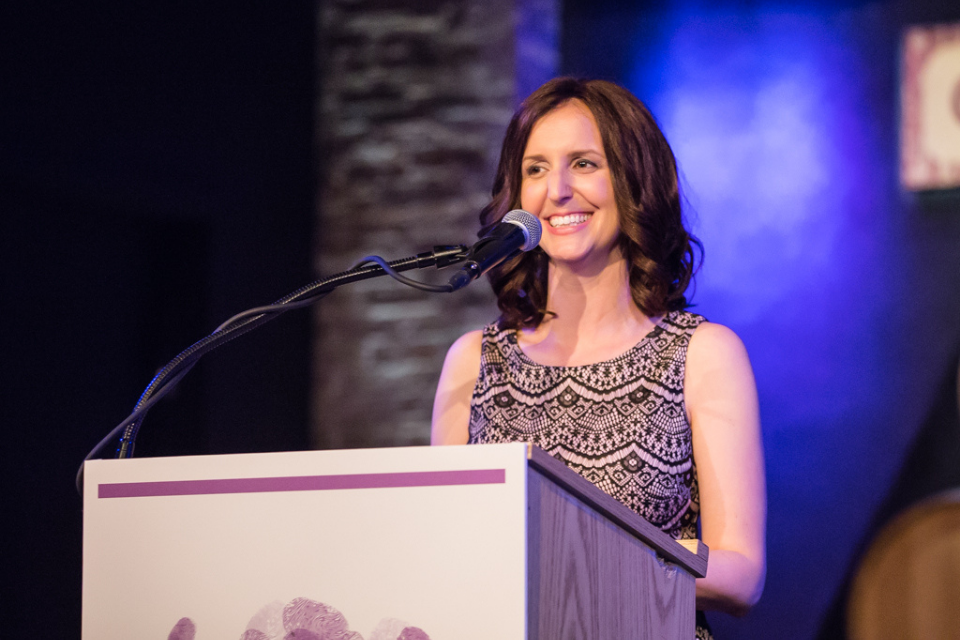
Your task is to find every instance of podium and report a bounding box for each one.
[83,443,707,639]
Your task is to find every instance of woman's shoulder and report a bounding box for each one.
[447,328,484,361]
[688,320,749,359]
[440,325,490,377]
[685,320,756,408]
[445,320,519,368]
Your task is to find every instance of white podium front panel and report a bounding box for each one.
[83,443,530,640]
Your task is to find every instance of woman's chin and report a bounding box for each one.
[544,238,621,269]
[547,251,616,275]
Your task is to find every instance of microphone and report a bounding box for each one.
[448,209,542,291]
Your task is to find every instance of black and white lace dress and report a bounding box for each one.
[468,309,713,640]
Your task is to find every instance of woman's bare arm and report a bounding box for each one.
[685,322,767,616]
[430,330,483,445]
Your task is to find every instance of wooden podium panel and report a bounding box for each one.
[526,448,706,639]
[83,443,706,639]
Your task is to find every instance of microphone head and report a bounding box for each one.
[502,209,542,252]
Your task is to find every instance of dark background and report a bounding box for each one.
[2,4,315,634]
[2,1,960,638]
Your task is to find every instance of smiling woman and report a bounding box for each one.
[431,78,766,640]
[477,78,700,331]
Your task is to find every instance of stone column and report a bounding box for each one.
[313,0,558,449]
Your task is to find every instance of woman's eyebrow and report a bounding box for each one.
[522,148,604,162]
[568,148,604,157]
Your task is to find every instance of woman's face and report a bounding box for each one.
[520,100,620,270]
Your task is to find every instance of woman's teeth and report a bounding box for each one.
[549,213,591,228]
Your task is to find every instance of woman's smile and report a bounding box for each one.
[547,211,593,229]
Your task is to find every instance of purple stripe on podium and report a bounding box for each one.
[98,468,506,498]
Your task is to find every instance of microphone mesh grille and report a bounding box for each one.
[503,209,542,251]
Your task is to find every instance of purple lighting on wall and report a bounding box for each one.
[631,9,889,327]
[622,4,914,639]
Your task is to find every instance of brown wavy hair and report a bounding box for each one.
[480,77,702,329]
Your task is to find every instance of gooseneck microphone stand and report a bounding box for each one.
[75,245,469,494]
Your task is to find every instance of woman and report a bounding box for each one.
[431,78,765,637]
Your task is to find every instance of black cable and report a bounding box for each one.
[354,255,455,293]
[214,295,326,333]
[75,365,195,493]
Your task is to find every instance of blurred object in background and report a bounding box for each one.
[846,489,960,639]
[901,22,960,190]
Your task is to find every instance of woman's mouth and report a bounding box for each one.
[548,212,592,228]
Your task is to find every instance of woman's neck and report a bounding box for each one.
[519,249,658,366]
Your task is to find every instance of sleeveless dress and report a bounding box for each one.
[467,309,713,640]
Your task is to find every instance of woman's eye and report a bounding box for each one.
[574,159,596,169]
[525,165,544,176]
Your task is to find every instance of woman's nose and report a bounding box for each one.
[547,167,573,203]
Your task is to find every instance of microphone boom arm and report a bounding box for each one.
[75,244,468,493]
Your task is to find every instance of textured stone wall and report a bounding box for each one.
[313,0,558,449]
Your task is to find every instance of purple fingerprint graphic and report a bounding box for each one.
[170,597,432,639]
[236,597,429,640]
[281,598,356,639]
[167,617,196,640]
[368,618,431,640]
